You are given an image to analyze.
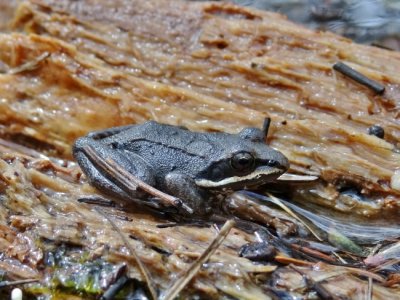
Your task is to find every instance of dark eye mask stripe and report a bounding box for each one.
[195,167,282,188]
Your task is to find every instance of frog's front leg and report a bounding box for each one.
[73,137,155,202]
[164,172,209,215]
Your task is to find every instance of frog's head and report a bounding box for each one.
[195,120,289,190]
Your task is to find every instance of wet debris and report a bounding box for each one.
[239,242,276,262]
[101,275,129,300]
[0,0,399,298]
[368,125,385,139]
[0,141,399,298]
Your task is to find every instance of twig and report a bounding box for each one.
[274,255,314,266]
[332,251,347,265]
[83,146,193,214]
[333,62,385,94]
[371,42,394,51]
[290,244,336,263]
[94,207,158,300]
[343,266,385,282]
[160,219,236,300]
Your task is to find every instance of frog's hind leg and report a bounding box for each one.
[73,137,155,204]
[87,124,138,140]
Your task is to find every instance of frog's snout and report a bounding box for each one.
[265,149,289,173]
[277,152,290,172]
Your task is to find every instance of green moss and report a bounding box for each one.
[23,246,133,299]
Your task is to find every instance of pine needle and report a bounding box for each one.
[160,219,235,300]
[265,193,347,263]
[0,278,39,288]
[265,193,323,241]
[95,207,158,300]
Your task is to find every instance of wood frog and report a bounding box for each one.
[73,120,289,215]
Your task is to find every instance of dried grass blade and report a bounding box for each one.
[8,52,50,74]
[160,219,236,300]
[0,278,39,287]
[343,266,385,282]
[367,277,373,300]
[266,193,323,241]
[95,207,158,300]
[371,258,400,272]
[290,244,336,263]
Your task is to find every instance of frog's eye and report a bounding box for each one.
[231,152,255,171]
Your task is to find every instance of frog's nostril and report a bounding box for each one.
[266,160,280,167]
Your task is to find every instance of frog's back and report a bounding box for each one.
[109,122,220,154]
[105,121,224,176]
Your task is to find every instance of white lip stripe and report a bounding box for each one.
[195,168,280,188]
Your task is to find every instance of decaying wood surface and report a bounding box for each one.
[5,0,400,216]
[0,0,399,299]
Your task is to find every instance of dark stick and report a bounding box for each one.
[371,43,394,51]
[262,117,271,138]
[333,62,385,95]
